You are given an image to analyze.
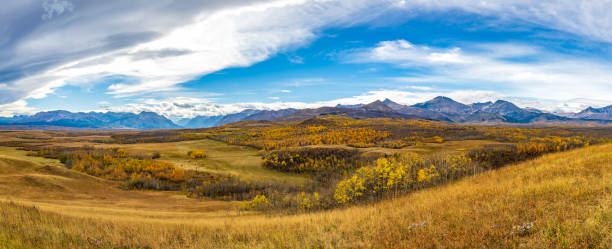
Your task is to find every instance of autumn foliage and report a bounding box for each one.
[28,147,185,190]
[212,120,390,150]
[187,150,207,159]
[262,147,364,175]
[334,153,476,204]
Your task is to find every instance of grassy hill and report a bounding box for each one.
[1,143,610,248]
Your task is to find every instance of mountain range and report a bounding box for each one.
[1,96,610,129]
[0,110,179,129]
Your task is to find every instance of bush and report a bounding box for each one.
[240,195,271,210]
[425,136,444,143]
[121,177,177,191]
[241,191,332,213]
[347,142,375,148]
[378,140,410,149]
[187,150,207,159]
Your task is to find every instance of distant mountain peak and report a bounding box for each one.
[482,100,522,114]
[382,98,396,104]
[412,96,470,115]
[432,96,452,101]
[579,105,612,114]
[570,105,612,121]
[581,106,597,113]
[361,100,395,112]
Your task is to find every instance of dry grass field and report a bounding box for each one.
[1,143,610,248]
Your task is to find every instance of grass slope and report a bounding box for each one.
[1,144,610,248]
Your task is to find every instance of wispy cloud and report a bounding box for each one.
[287,55,304,64]
[394,0,612,44]
[41,0,74,20]
[2,0,386,103]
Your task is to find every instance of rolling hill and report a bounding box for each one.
[1,142,609,248]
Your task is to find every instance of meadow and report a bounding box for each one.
[0,117,610,248]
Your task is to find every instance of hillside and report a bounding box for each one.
[1,143,609,248]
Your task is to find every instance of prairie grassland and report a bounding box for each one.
[1,143,610,248]
[102,139,311,184]
[4,135,311,185]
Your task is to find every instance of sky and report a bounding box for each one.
[1,0,611,120]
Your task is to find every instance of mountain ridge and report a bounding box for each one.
[2,97,610,129]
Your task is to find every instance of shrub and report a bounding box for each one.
[241,191,331,213]
[378,140,410,149]
[240,195,270,210]
[425,136,444,143]
[187,150,207,159]
[121,177,177,191]
[347,142,375,148]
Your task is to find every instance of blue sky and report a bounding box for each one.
[1,0,611,119]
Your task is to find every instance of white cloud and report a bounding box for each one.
[280,89,292,93]
[358,40,474,66]
[0,100,35,117]
[350,40,612,102]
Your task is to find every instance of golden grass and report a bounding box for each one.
[1,143,610,248]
